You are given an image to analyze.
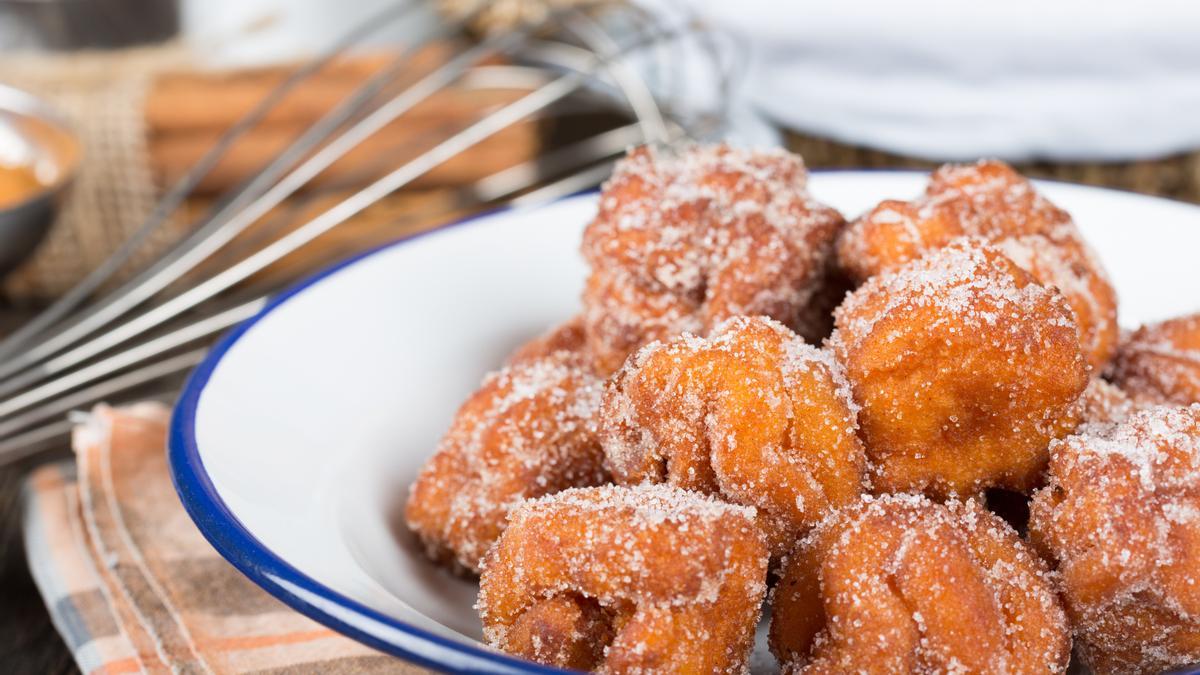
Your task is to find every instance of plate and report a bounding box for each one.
[170,172,1200,673]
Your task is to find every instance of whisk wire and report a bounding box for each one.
[0,0,429,364]
[0,301,265,419]
[0,118,662,449]
[0,1,727,465]
[0,9,502,384]
[0,19,683,401]
[0,350,206,441]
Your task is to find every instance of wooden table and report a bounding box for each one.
[0,457,76,674]
[0,304,74,672]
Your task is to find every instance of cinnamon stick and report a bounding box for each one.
[149,113,538,193]
[144,48,458,133]
[145,49,542,194]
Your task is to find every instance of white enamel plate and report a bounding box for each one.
[170,172,1200,673]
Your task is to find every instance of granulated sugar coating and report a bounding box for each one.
[830,239,1088,498]
[992,235,1118,369]
[1029,404,1200,674]
[1076,377,1137,428]
[836,160,1118,368]
[404,350,607,574]
[600,315,867,556]
[581,143,845,374]
[477,484,769,673]
[769,493,1070,674]
[504,316,591,367]
[1112,313,1200,408]
[393,145,1200,671]
[837,160,1078,282]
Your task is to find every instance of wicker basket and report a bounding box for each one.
[786,131,1200,204]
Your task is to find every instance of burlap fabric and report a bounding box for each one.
[0,45,190,304]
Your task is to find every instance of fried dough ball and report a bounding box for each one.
[1112,313,1200,407]
[837,160,1117,368]
[582,268,700,374]
[1029,405,1200,674]
[837,160,1077,281]
[993,235,1119,370]
[581,143,846,374]
[830,239,1088,497]
[770,493,1070,674]
[1077,377,1136,428]
[505,316,590,367]
[478,484,769,673]
[405,352,606,573]
[601,315,867,555]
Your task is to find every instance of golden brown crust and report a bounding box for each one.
[831,239,1088,497]
[581,143,846,374]
[992,235,1119,370]
[837,160,1077,281]
[1029,404,1200,674]
[769,493,1070,674]
[1112,313,1200,407]
[504,316,591,367]
[1076,377,1137,428]
[581,268,703,376]
[404,352,607,573]
[477,484,769,673]
[600,315,867,555]
[836,160,1117,368]
[499,595,614,671]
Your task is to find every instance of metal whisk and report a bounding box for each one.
[0,0,731,464]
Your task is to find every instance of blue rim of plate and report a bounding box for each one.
[168,196,588,674]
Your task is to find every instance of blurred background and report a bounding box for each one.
[0,0,1197,671]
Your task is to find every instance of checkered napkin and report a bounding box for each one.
[22,403,428,674]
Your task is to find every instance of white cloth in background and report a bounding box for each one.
[183,0,1200,160]
[675,0,1200,161]
[179,0,781,146]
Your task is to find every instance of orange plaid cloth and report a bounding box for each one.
[22,403,429,674]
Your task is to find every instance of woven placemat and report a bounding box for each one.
[786,131,1200,204]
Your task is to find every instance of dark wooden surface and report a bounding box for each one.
[0,458,77,675]
[0,303,75,674]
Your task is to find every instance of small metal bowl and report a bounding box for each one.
[0,84,81,279]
